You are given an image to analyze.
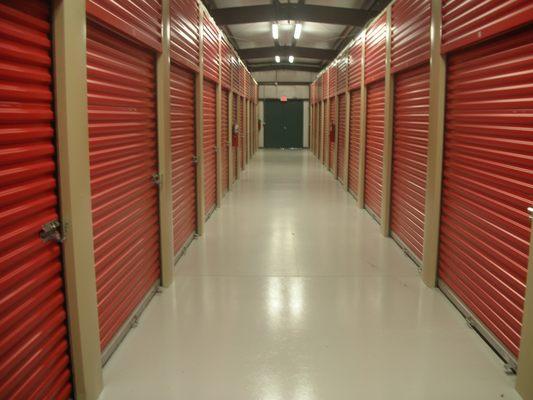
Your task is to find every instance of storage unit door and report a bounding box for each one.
[337,94,346,183]
[222,89,229,194]
[87,22,160,352]
[0,2,72,398]
[329,98,336,170]
[170,64,197,256]
[348,89,361,197]
[232,95,237,181]
[240,97,244,170]
[438,28,533,359]
[364,80,385,221]
[322,101,328,165]
[390,64,430,264]
[203,80,217,216]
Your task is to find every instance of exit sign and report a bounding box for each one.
[280,96,287,102]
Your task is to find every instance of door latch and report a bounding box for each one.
[40,220,65,243]
[192,155,198,164]
[152,173,161,186]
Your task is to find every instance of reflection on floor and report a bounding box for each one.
[99,150,520,400]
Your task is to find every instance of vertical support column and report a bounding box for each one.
[52,1,103,399]
[517,223,533,399]
[236,95,241,179]
[228,91,234,187]
[381,5,394,236]
[343,91,350,188]
[156,0,174,287]
[195,7,205,235]
[215,35,223,206]
[357,31,367,209]
[325,97,330,168]
[333,95,339,176]
[421,0,446,287]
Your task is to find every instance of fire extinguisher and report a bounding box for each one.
[329,123,336,143]
[232,124,239,147]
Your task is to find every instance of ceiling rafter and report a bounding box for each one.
[211,4,377,26]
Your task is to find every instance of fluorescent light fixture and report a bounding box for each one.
[288,55,294,63]
[272,23,279,40]
[275,55,281,63]
[294,23,302,39]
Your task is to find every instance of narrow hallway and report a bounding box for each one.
[100,150,519,400]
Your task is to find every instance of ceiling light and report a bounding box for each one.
[272,23,279,40]
[275,55,281,63]
[288,55,294,63]
[294,23,302,40]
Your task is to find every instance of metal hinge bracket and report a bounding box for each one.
[40,220,65,243]
[152,173,161,186]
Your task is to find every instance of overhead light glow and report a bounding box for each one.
[272,23,279,40]
[288,55,294,63]
[275,55,281,63]
[294,23,302,40]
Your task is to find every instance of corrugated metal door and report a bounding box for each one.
[336,94,346,183]
[348,89,361,197]
[203,80,217,216]
[0,2,72,398]
[239,96,244,170]
[221,89,229,194]
[87,21,160,351]
[329,97,336,171]
[364,80,385,221]
[170,64,197,256]
[232,95,237,181]
[390,64,430,264]
[439,28,533,359]
[322,101,328,165]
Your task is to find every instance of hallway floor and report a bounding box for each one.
[99,150,520,400]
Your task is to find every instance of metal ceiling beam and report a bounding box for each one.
[249,64,322,72]
[211,4,377,26]
[240,46,337,60]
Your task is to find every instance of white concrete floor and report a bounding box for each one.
[99,150,520,400]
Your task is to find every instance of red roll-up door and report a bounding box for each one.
[0,2,72,399]
[221,89,229,194]
[87,21,160,352]
[322,101,328,165]
[364,79,385,221]
[239,96,244,170]
[438,27,533,359]
[348,89,361,197]
[232,95,238,181]
[329,98,336,171]
[390,64,430,263]
[203,80,217,217]
[170,64,197,256]
[337,94,346,183]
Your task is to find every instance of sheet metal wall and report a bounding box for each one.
[337,94,346,183]
[364,80,385,220]
[221,40,231,90]
[390,64,430,262]
[170,64,197,255]
[86,0,162,52]
[348,90,361,196]
[203,80,217,215]
[348,36,362,91]
[87,22,160,351]
[438,27,533,358]
[336,53,348,95]
[329,97,336,170]
[202,13,219,83]
[364,13,387,85]
[0,2,72,398]
[391,0,430,73]
[221,90,229,194]
[170,0,200,71]
[441,0,533,54]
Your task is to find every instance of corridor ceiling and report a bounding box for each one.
[202,0,389,73]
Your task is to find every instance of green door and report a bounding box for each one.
[264,100,303,148]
